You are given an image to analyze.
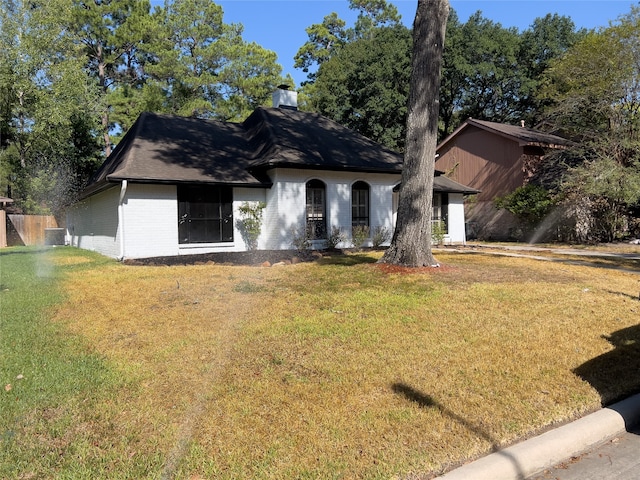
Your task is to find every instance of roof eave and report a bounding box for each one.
[106,175,273,189]
[250,161,402,175]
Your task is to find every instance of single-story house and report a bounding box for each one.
[434,118,573,240]
[66,89,478,260]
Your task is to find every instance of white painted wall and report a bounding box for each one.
[122,184,179,259]
[66,186,121,258]
[262,168,400,250]
[443,193,467,244]
[67,171,468,260]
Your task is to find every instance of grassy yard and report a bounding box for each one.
[1,246,639,479]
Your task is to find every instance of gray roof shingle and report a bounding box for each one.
[83,107,477,197]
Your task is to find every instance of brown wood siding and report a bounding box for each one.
[436,126,526,202]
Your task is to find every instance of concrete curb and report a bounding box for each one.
[436,393,640,480]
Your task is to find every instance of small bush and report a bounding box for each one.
[351,225,370,250]
[238,202,266,251]
[326,226,347,250]
[290,225,311,252]
[495,184,555,228]
[432,221,446,245]
[371,225,391,247]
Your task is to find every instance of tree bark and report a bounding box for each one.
[379,0,449,267]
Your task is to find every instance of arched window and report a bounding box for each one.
[351,181,370,228]
[306,179,326,239]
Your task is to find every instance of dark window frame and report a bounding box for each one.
[306,179,327,240]
[432,192,449,233]
[351,181,370,228]
[178,185,234,244]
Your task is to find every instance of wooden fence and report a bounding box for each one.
[0,210,6,247]
[5,214,59,246]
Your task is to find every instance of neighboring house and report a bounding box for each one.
[66,89,478,260]
[434,118,573,240]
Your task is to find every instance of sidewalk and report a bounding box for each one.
[472,243,640,260]
[436,243,640,275]
[436,393,640,480]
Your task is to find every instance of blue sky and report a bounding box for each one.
[154,1,638,86]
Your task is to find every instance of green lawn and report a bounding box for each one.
[1,246,639,479]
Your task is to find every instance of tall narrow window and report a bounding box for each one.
[306,179,326,239]
[432,193,449,232]
[351,181,370,228]
[178,185,233,244]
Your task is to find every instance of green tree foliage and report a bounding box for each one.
[56,0,153,157]
[350,0,402,37]
[294,0,401,84]
[517,14,586,126]
[311,25,411,151]
[495,184,555,228]
[453,13,522,123]
[539,7,640,241]
[304,5,581,142]
[0,0,286,213]
[0,0,103,215]
[294,12,348,81]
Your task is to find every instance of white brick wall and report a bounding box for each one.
[445,193,467,244]
[262,168,401,249]
[67,170,467,260]
[123,184,179,259]
[66,186,121,258]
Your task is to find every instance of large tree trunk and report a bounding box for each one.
[380,0,449,267]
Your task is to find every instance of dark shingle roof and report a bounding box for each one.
[244,108,404,172]
[437,118,574,151]
[84,112,266,197]
[433,174,479,194]
[84,107,406,197]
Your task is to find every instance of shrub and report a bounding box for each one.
[238,202,266,251]
[431,221,446,245]
[495,184,555,228]
[371,225,391,248]
[290,224,311,252]
[326,226,347,250]
[351,225,369,250]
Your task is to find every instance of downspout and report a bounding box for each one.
[118,180,128,260]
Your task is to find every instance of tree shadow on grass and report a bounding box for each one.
[391,382,526,479]
[315,251,379,266]
[573,323,640,407]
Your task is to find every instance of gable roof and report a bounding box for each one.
[433,173,479,194]
[437,118,574,152]
[83,107,406,198]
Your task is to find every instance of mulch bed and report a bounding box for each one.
[123,249,317,267]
